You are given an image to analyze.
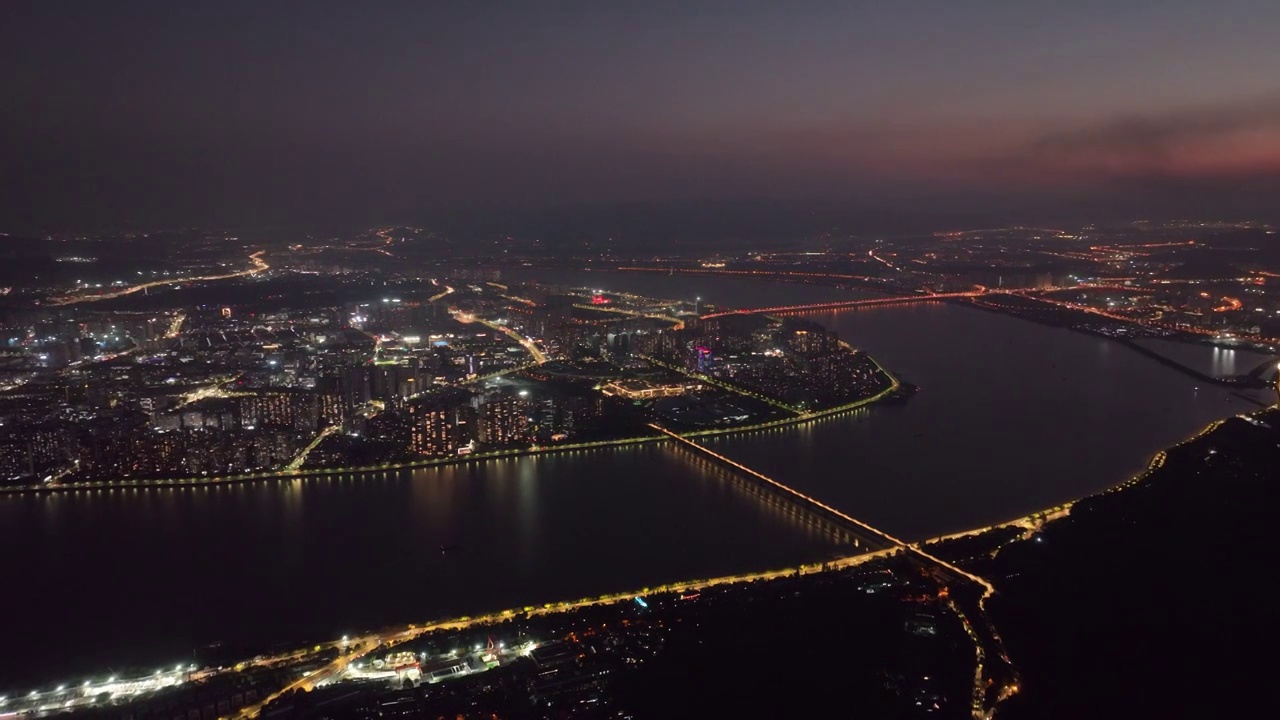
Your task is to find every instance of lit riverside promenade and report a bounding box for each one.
[647,422,1010,719]
[223,423,1002,720]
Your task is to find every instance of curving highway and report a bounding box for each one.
[48,251,270,306]
[451,310,548,364]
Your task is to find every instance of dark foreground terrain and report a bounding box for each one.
[937,406,1277,719]
[18,402,1277,719]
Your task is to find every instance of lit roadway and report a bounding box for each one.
[615,263,969,299]
[3,343,908,495]
[617,265,886,285]
[4,668,194,716]
[647,424,995,599]
[232,638,377,719]
[460,361,539,386]
[285,425,339,471]
[699,291,980,319]
[223,420,1005,720]
[26,371,1251,719]
[571,303,685,330]
[172,374,244,410]
[867,248,901,272]
[228,548,904,719]
[165,312,187,338]
[451,311,548,364]
[638,354,805,415]
[1011,290,1272,342]
[721,282,1280,347]
[369,229,399,256]
[50,365,1214,718]
[426,282,455,303]
[47,251,270,306]
[285,402,383,471]
[648,422,1010,718]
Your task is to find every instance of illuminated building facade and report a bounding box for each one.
[473,390,533,446]
[409,394,476,456]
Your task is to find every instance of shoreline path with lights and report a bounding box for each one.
[0,335,904,495]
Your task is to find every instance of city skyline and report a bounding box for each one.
[2,3,1277,717]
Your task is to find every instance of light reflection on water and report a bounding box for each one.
[3,271,1273,688]
[0,441,844,689]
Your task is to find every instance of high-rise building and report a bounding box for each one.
[473,390,533,446]
[239,390,323,432]
[695,346,714,373]
[340,365,372,411]
[409,393,476,456]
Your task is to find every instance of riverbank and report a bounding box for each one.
[0,358,902,496]
[959,294,1276,390]
[105,402,1279,719]
[919,401,1266,559]
[9,384,1271,718]
[938,404,1278,718]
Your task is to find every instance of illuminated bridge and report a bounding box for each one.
[649,423,995,597]
[1244,357,1280,383]
[699,292,979,319]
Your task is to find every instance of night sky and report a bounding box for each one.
[3,1,1278,231]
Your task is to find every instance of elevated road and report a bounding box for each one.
[48,251,270,306]
[700,291,979,319]
[571,303,685,329]
[1244,357,1280,382]
[451,311,547,364]
[649,423,1012,718]
[616,265,886,285]
[226,545,904,718]
[648,423,995,599]
[426,283,455,303]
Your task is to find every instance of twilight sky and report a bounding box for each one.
[2,0,1279,231]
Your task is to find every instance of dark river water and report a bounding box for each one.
[1131,337,1278,378]
[2,269,1272,689]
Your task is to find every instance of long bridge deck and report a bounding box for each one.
[649,423,995,597]
[699,292,978,319]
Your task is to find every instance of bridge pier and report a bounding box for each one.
[698,293,974,320]
[648,422,997,599]
[678,449,857,545]
[653,424,893,551]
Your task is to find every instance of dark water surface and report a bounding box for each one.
[709,302,1271,537]
[1,447,840,689]
[1130,337,1277,378]
[3,269,1270,689]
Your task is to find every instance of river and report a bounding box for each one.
[2,269,1271,690]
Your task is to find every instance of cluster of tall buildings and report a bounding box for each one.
[82,423,301,478]
[1,312,168,370]
[151,389,346,433]
[408,387,601,457]
[339,360,428,410]
[0,423,69,479]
